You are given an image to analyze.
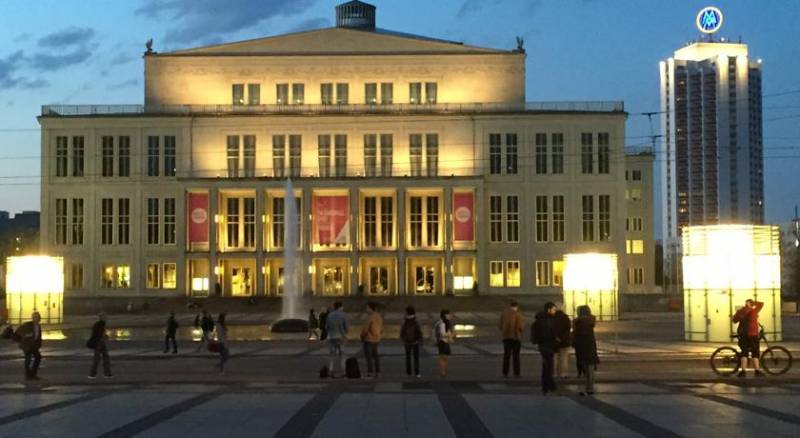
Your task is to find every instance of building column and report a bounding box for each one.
[255,187,265,296]
[350,187,359,296]
[397,188,406,296]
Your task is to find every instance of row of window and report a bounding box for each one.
[55,135,176,178]
[490,260,645,287]
[491,132,611,175]
[233,82,438,106]
[68,263,176,290]
[55,197,175,246]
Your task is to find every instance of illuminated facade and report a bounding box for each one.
[39,1,627,298]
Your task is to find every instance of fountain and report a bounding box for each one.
[271,178,309,333]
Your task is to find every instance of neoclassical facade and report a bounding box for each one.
[39,1,631,298]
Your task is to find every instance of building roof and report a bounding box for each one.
[156,26,514,57]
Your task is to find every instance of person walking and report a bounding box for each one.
[164,311,179,354]
[319,307,329,341]
[15,311,43,380]
[195,310,214,352]
[532,302,557,394]
[88,313,113,379]
[500,301,524,378]
[360,302,383,379]
[325,302,348,378]
[215,313,230,374]
[434,309,454,378]
[733,299,765,377]
[400,306,423,378]
[308,309,320,340]
[553,305,572,379]
[573,305,599,395]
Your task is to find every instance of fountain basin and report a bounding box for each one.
[270,318,309,333]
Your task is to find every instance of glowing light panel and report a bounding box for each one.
[562,253,618,321]
[5,256,64,324]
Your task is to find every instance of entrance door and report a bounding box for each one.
[369,266,389,295]
[230,265,253,296]
[414,266,436,295]
[322,266,345,296]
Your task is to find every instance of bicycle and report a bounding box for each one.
[710,327,793,376]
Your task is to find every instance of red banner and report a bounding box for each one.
[188,192,209,244]
[453,192,474,242]
[313,195,349,245]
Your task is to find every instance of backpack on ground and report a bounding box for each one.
[319,365,330,379]
[345,357,361,379]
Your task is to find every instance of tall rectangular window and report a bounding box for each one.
[272,135,285,178]
[164,198,176,245]
[535,195,548,242]
[581,133,593,174]
[71,198,84,245]
[56,136,68,177]
[365,83,377,104]
[381,82,393,104]
[489,195,502,243]
[409,82,422,104]
[147,263,160,289]
[289,135,301,177]
[244,197,256,248]
[490,261,504,287]
[552,195,565,242]
[425,82,438,104]
[55,198,67,245]
[147,198,159,245]
[536,261,551,287]
[318,134,331,177]
[582,195,594,242]
[598,194,611,241]
[380,196,393,247]
[506,261,520,287]
[292,83,304,104]
[505,133,518,174]
[232,83,244,105]
[336,83,349,104]
[408,195,440,248]
[409,134,422,177]
[598,132,610,174]
[364,134,377,177]
[102,136,114,177]
[380,134,393,177]
[69,264,83,289]
[321,83,333,105]
[506,195,519,243]
[243,135,256,177]
[551,133,564,174]
[118,136,130,177]
[426,196,439,247]
[535,133,547,175]
[226,135,240,178]
[247,83,260,105]
[276,83,289,104]
[364,197,377,247]
[71,136,84,177]
[163,263,177,289]
[226,198,239,248]
[164,135,176,176]
[489,133,502,174]
[272,197,285,248]
[425,134,438,177]
[118,198,130,245]
[147,136,160,177]
[101,198,113,245]
[334,134,347,177]
[409,197,422,247]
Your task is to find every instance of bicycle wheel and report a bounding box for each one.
[710,346,741,376]
[761,346,792,375]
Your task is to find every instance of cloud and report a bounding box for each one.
[106,78,139,90]
[0,50,49,90]
[30,47,93,71]
[13,33,31,43]
[136,0,320,44]
[38,27,95,48]
[287,17,330,33]
[110,52,134,66]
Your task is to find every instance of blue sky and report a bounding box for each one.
[1,0,798,227]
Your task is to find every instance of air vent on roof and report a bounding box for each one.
[336,1,376,31]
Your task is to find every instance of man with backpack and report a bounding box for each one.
[401,306,423,378]
[14,311,43,380]
[733,299,764,377]
[532,302,558,394]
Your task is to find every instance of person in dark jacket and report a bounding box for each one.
[216,313,230,374]
[195,310,215,352]
[164,311,179,354]
[400,306,423,377]
[573,305,599,395]
[532,302,558,394]
[15,311,43,380]
[552,308,572,379]
[88,312,112,379]
[319,307,329,341]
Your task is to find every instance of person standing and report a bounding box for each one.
[573,305,599,395]
[553,306,572,379]
[215,313,230,374]
[164,311,179,354]
[500,301,524,378]
[733,299,765,377]
[325,302,348,378]
[400,306,423,378]
[308,309,320,340]
[88,313,112,379]
[196,310,214,352]
[360,302,383,379]
[15,311,43,380]
[532,302,557,394]
[434,309,454,378]
[319,307,329,341]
